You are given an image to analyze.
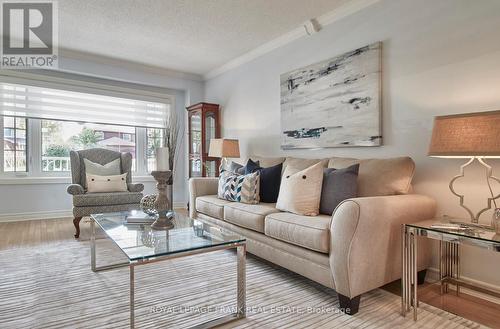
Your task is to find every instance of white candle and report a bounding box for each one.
[156,147,170,171]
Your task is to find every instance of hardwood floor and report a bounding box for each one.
[383,274,500,328]
[1,215,499,328]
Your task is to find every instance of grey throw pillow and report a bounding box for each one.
[83,158,121,188]
[228,161,245,175]
[228,160,260,175]
[319,164,359,215]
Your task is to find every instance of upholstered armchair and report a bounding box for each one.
[67,148,144,238]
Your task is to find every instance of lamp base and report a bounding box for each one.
[449,157,500,224]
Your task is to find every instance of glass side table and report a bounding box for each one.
[401,218,500,321]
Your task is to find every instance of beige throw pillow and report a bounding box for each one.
[276,162,324,216]
[86,173,128,193]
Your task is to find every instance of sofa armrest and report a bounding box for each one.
[329,194,436,298]
[189,177,218,218]
[67,184,85,195]
[128,183,144,193]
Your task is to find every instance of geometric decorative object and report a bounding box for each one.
[429,110,500,224]
[150,171,174,230]
[280,42,382,149]
[140,194,158,216]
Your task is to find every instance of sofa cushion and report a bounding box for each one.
[276,162,324,216]
[195,195,232,220]
[282,157,327,173]
[265,212,331,253]
[328,156,415,197]
[73,191,142,207]
[224,202,280,233]
[228,156,285,169]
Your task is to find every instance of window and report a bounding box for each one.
[0,79,172,178]
[2,116,27,172]
[147,128,165,171]
[41,120,137,172]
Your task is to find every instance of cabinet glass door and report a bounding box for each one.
[205,160,218,177]
[190,112,202,156]
[205,111,216,152]
[190,156,202,177]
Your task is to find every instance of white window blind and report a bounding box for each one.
[0,82,170,128]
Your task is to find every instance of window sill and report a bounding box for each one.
[0,175,156,185]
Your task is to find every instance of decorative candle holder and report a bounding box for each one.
[151,170,175,230]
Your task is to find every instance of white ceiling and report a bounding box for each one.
[58,0,350,77]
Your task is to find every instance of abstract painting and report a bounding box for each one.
[280,42,382,149]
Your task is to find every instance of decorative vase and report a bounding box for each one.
[150,170,174,230]
[140,194,158,216]
[167,183,173,211]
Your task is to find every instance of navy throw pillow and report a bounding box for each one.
[245,159,283,203]
[319,164,359,215]
[243,158,261,174]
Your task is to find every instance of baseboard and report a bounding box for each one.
[0,210,73,222]
[0,202,188,222]
[173,201,188,209]
[426,267,500,305]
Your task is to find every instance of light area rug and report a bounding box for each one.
[0,238,485,329]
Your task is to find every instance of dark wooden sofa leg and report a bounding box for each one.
[73,217,82,238]
[417,269,427,285]
[338,293,361,315]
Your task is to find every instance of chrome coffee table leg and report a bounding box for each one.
[237,244,246,318]
[130,264,135,329]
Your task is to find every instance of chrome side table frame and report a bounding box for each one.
[401,224,418,321]
[401,223,500,321]
[90,218,247,329]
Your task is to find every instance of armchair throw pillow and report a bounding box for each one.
[86,173,128,193]
[83,158,121,188]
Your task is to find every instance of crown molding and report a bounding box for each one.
[203,0,380,80]
[59,48,204,82]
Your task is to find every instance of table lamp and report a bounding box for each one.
[428,110,500,227]
[208,138,240,173]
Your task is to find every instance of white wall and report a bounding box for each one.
[0,55,204,218]
[205,0,500,287]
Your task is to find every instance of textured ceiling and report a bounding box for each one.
[58,0,348,75]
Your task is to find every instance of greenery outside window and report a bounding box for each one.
[41,120,137,172]
[146,128,165,172]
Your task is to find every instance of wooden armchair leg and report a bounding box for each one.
[73,217,83,238]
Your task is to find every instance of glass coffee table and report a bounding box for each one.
[90,211,246,329]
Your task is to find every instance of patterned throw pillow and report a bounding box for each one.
[218,171,260,204]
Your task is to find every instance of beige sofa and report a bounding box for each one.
[188,156,436,315]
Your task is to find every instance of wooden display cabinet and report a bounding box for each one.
[186,102,220,177]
